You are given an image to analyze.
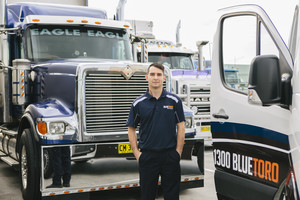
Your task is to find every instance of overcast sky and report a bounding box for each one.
[89,0,298,58]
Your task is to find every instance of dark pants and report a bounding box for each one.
[52,146,71,185]
[139,149,181,200]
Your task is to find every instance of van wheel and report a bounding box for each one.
[19,129,41,200]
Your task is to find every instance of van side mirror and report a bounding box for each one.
[248,55,281,106]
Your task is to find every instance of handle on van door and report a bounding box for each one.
[212,113,229,119]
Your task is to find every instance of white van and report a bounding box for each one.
[211,4,299,200]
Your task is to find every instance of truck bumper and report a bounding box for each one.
[195,120,212,141]
[91,138,204,161]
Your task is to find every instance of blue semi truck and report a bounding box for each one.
[0,1,204,199]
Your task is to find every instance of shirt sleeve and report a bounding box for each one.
[126,103,140,128]
[175,99,185,123]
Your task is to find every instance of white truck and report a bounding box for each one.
[211,3,299,200]
[130,20,212,142]
[0,0,204,199]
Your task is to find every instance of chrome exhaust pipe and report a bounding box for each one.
[176,20,182,47]
[116,0,126,21]
[0,0,6,27]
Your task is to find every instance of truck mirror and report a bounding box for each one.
[248,55,281,106]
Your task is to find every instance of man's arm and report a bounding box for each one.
[176,121,185,157]
[128,126,141,161]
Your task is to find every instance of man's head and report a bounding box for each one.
[146,63,166,90]
[147,63,164,74]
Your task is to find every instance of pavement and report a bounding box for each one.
[0,147,216,200]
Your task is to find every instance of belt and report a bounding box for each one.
[141,147,175,152]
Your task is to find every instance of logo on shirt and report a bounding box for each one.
[163,105,174,110]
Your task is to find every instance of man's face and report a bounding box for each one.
[145,66,166,89]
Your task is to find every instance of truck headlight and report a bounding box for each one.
[191,106,198,115]
[49,122,65,134]
[185,118,192,128]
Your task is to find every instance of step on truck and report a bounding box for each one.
[211,3,300,200]
[0,0,204,199]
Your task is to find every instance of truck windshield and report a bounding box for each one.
[147,53,194,70]
[26,25,133,62]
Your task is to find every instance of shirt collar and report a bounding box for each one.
[146,88,167,99]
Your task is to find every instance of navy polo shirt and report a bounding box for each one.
[126,89,185,151]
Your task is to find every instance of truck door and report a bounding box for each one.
[211,5,294,200]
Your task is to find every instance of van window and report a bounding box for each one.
[260,23,279,57]
[222,15,256,93]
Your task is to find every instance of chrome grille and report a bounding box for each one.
[85,72,148,133]
[190,88,210,116]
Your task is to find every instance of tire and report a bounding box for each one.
[43,148,53,179]
[19,129,41,200]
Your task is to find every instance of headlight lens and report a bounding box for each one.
[49,122,65,134]
[185,117,192,128]
[191,106,198,115]
[37,122,47,135]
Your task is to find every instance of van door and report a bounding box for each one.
[211,5,294,200]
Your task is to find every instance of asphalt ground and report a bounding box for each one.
[0,147,216,200]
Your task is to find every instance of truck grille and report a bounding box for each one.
[190,88,210,117]
[84,72,148,133]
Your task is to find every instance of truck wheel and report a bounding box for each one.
[19,129,41,200]
[43,149,53,179]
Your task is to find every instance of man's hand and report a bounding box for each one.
[134,150,142,161]
[128,126,141,162]
[176,121,185,157]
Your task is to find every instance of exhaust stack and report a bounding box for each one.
[0,0,6,27]
[116,0,127,21]
[176,20,182,47]
[196,41,209,71]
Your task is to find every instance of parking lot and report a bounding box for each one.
[0,147,216,200]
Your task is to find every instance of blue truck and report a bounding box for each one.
[0,1,204,199]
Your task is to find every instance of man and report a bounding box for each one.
[126,63,185,200]
[46,146,71,188]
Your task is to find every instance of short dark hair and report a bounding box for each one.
[147,63,164,74]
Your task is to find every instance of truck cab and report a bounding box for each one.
[211,4,297,200]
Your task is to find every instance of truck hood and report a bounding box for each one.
[172,70,211,76]
[31,59,149,113]
[32,58,136,75]
[171,70,211,83]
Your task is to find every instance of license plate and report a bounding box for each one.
[118,143,133,154]
[201,126,211,132]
